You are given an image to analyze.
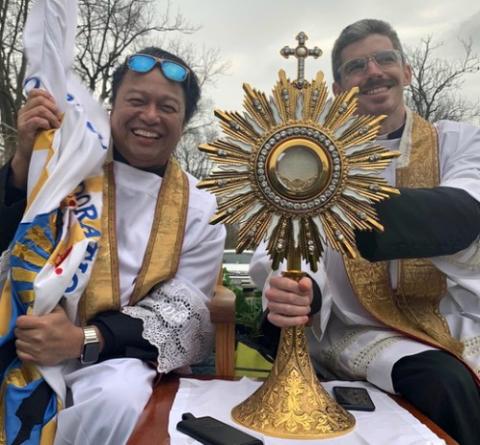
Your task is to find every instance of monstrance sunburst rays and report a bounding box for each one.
[198,69,400,269]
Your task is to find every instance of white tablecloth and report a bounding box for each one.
[168,378,445,445]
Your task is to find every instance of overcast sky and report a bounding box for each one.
[159,0,480,114]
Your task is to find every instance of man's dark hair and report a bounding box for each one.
[111,46,201,124]
[332,19,406,82]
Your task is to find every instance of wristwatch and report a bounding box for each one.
[80,326,100,365]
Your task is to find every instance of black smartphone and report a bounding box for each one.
[333,386,376,411]
[177,413,263,445]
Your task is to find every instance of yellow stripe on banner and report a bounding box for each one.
[27,129,57,211]
[18,289,35,305]
[25,225,55,255]
[11,243,48,269]
[32,129,56,152]
[11,267,37,283]
[39,419,56,445]
[11,265,37,304]
[6,362,43,388]
[0,281,12,336]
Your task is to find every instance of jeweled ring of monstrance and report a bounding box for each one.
[198,32,400,439]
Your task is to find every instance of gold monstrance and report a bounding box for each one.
[198,32,400,439]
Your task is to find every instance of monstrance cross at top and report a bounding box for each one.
[280,32,322,88]
[197,31,400,439]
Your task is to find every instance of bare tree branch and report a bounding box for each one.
[174,97,220,179]
[166,39,231,88]
[0,0,32,162]
[75,0,199,102]
[405,36,480,122]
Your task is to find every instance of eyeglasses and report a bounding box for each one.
[127,54,190,82]
[338,49,403,78]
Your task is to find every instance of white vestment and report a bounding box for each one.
[251,117,480,394]
[55,161,226,445]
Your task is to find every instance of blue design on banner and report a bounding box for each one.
[10,281,34,293]
[9,257,42,273]
[23,76,41,91]
[4,369,57,445]
[0,209,60,442]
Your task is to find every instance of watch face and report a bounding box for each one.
[81,342,100,364]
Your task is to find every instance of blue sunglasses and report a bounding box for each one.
[127,54,189,82]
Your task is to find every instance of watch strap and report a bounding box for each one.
[80,326,100,364]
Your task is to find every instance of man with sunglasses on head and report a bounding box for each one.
[252,19,480,444]
[0,47,225,444]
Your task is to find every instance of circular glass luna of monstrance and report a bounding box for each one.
[259,128,340,209]
[271,143,329,197]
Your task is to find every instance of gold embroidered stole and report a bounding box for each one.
[78,159,189,323]
[344,113,464,357]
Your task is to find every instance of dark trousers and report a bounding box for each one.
[392,350,480,445]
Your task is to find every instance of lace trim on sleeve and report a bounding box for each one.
[122,278,214,373]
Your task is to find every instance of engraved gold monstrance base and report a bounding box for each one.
[232,264,355,439]
[232,324,355,439]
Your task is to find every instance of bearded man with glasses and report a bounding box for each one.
[252,18,480,444]
[0,46,225,444]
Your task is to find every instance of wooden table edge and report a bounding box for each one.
[127,374,458,445]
